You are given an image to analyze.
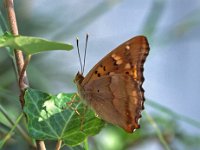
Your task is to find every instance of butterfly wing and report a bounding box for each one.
[83,74,143,132]
[78,36,149,132]
[82,36,149,86]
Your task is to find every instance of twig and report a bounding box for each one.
[4,0,28,106]
[4,0,46,149]
[19,54,31,107]
[55,140,62,150]
[4,0,25,75]
[19,55,31,90]
[36,140,46,150]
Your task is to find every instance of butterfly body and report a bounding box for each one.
[74,36,149,133]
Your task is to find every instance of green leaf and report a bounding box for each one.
[23,88,104,146]
[0,32,73,55]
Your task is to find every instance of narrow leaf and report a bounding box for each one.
[0,32,73,55]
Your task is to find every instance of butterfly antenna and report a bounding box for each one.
[82,34,89,74]
[76,37,83,74]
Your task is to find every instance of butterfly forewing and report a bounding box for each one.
[82,36,149,86]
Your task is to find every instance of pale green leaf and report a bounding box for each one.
[0,32,73,55]
[23,88,104,146]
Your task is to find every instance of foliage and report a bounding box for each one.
[23,88,104,146]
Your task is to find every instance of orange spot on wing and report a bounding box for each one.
[116,59,123,65]
[132,90,137,97]
[125,45,130,50]
[125,63,131,69]
[133,65,137,79]
[111,53,121,61]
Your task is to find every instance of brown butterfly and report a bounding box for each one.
[74,36,149,133]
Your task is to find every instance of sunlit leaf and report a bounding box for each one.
[23,88,104,146]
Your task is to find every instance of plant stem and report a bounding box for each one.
[147,99,200,129]
[4,0,46,149]
[144,111,171,150]
[0,113,24,148]
[4,0,25,76]
[84,138,89,150]
[0,104,35,147]
[36,140,46,150]
[19,54,31,92]
[4,0,28,106]
[55,140,62,150]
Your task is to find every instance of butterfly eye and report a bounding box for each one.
[97,90,100,92]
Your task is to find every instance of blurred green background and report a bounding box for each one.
[0,0,200,150]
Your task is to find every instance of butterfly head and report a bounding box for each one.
[74,72,84,85]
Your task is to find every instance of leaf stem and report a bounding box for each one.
[84,138,89,150]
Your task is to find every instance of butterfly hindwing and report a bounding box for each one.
[83,74,143,132]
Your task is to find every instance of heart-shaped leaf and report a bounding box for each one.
[23,88,104,146]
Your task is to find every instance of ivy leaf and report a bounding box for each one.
[0,32,73,55]
[23,88,104,146]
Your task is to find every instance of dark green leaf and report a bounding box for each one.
[23,88,104,146]
[0,32,73,55]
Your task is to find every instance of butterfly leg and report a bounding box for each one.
[66,93,81,115]
[66,94,88,131]
[79,105,89,131]
[70,94,89,131]
[67,93,81,105]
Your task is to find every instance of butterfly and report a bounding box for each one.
[74,36,149,133]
